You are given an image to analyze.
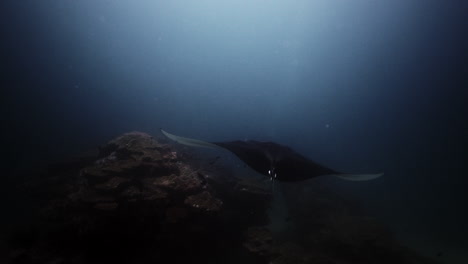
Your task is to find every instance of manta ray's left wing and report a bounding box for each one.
[161,129,219,149]
[161,129,271,176]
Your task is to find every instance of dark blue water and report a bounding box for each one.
[1,0,467,262]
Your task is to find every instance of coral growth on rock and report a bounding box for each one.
[6,132,271,264]
[3,132,440,264]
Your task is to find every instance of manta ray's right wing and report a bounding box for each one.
[334,173,384,181]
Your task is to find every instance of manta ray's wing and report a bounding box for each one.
[161,129,219,149]
[333,173,384,181]
[214,141,272,175]
[276,154,383,181]
[161,129,271,175]
[274,155,335,181]
[269,142,384,181]
[160,129,383,181]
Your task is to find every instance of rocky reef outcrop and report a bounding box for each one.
[6,132,271,264]
[3,132,441,264]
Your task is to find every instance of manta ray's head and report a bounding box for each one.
[267,167,277,181]
[262,143,293,181]
[262,143,300,181]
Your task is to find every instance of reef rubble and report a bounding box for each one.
[3,132,441,264]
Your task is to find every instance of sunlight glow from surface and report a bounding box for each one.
[37,0,431,142]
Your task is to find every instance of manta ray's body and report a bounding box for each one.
[214,140,337,182]
[161,129,382,182]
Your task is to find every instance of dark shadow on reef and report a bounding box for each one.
[2,132,440,264]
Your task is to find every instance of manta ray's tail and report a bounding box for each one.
[334,173,384,181]
[161,129,219,149]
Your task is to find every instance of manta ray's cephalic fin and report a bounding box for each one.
[161,129,219,149]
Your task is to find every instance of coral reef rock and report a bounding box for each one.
[7,132,271,264]
[4,132,441,264]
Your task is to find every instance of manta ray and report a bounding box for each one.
[161,129,383,182]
